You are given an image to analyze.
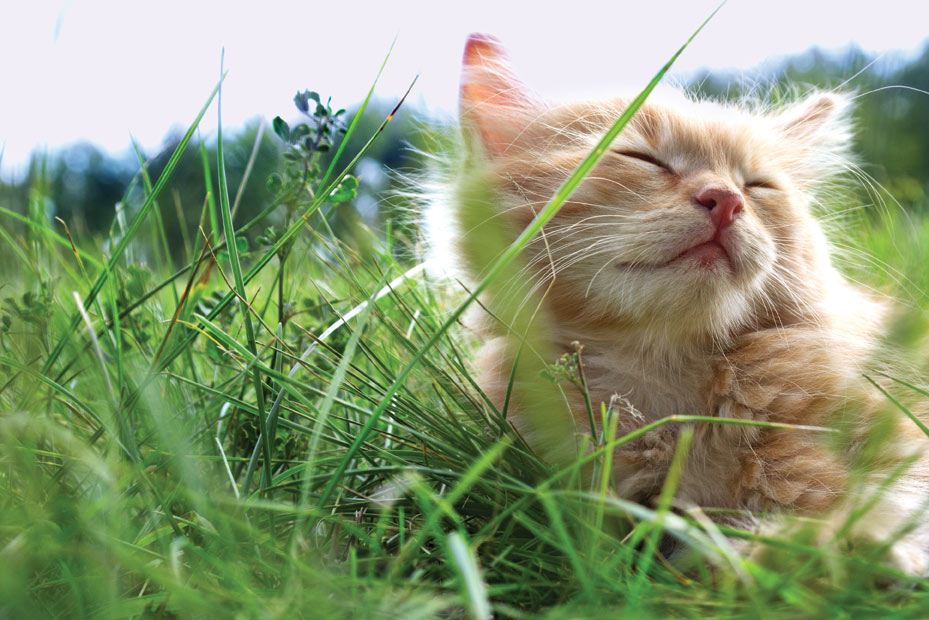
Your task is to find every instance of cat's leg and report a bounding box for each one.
[709,327,854,438]
[707,327,929,576]
[702,327,852,512]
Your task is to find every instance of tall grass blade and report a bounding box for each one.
[317,6,723,509]
[41,77,225,375]
[215,49,272,492]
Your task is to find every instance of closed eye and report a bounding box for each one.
[612,149,675,175]
[745,179,778,190]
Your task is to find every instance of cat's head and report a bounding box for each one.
[453,33,854,346]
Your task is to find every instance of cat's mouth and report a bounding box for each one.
[675,239,729,265]
[667,233,734,270]
[618,234,735,272]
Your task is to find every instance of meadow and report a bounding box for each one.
[2,30,929,619]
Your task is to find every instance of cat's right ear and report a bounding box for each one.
[772,92,854,185]
[776,92,852,152]
[459,33,537,157]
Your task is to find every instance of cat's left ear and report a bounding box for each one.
[776,92,852,151]
[459,33,540,157]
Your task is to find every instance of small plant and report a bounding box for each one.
[267,90,356,215]
[260,91,359,333]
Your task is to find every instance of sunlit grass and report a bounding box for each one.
[3,26,929,620]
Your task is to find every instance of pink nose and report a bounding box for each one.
[695,187,744,230]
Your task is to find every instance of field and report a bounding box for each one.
[3,34,929,619]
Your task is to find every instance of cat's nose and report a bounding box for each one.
[695,187,744,230]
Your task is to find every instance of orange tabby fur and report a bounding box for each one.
[444,34,929,574]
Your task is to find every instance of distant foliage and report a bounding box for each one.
[0,43,925,261]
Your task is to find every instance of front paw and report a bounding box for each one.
[886,539,929,577]
[745,511,929,581]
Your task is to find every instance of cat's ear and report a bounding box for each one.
[776,92,852,150]
[773,92,853,186]
[459,33,538,157]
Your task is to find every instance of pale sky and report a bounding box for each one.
[1,0,927,180]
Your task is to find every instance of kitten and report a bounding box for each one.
[443,33,929,575]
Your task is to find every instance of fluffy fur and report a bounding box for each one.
[438,33,929,574]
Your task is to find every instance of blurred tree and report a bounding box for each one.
[0,122,282,266]
[144,122,282,250]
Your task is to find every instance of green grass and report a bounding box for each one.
[3,30,929,620]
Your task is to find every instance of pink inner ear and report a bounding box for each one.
[459,33,529,156]
[462,33,506,70]
[779,93,846,143]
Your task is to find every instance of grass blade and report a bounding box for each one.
[41,76,225,376]
[215,50,272,492]
[316,8,720,509]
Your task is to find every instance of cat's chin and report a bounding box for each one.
[595,261,754,339]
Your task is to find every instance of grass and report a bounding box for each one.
[3,28,929,620]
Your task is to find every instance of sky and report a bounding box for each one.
[1,0,927,180]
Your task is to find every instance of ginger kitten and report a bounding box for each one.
[443,33,929,575]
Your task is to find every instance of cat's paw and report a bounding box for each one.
[886,539,929,577]
[745,511,929,581]
[612,425,677,500]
